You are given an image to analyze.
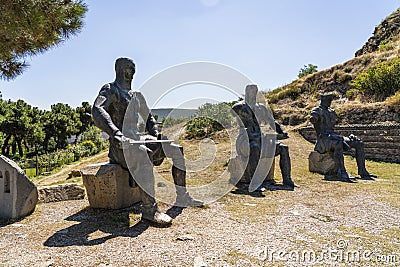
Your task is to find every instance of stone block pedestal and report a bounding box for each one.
[308,151,338,175]
[81,163,141,209]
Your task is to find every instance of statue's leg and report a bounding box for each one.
[276,143,296,188]
[348,137,376,179]
[332,142,352,181]
[132,149,172,225]
[244,142,260,184]
[164,143,203,207]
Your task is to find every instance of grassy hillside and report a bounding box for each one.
[266,8,400,127]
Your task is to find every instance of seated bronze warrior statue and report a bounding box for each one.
[232,84,297,190]
[310,93,376,182]
[92,57,202,226]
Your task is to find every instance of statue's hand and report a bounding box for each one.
[277,132,289,140]
[157,133,168,140]
[113,131,133,149]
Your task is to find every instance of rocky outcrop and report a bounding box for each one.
[355,9,400,57]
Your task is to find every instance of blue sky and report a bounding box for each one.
[0,0,398,110]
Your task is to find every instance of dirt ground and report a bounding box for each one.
[1,131,399,267]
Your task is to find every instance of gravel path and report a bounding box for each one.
[1,186,399,266]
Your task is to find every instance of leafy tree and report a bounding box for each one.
[0,0,87,80]
[76,101,93,137]
[298,64,318,78]
[43,103,81,150]
[0,99,34,157]
[25,107,46,154]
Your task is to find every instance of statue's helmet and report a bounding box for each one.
[320,92,336,102]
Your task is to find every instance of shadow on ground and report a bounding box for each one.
[44,203,160,247]
[44,203,187,247]
[231,182,295,197]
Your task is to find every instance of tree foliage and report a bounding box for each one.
[0,99,94,157]
[298,63,318,78]
[43,103,82,150]
[0,0,87,80]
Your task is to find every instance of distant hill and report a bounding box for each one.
[265,8,400,127]
[151,108,196,120]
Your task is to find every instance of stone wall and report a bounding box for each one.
[299,124,400,163]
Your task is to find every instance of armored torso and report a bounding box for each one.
[310,105,337,135]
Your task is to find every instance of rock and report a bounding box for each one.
[308,151,338,175]
[37,183,85,203]
[0,155,38,220]
[67,170,82,179]
[177,234,194,241]
[194,256,207,267]
[81,163,141,209]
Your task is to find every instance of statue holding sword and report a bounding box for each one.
[92,57,202,226]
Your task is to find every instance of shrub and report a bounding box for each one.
[185,102,233,139]
[185,117,225,139]
[350,57,400,101]
[268,85,301,104]
[81,140,96,154]
[346,88,359,100]
[77,125,108,152]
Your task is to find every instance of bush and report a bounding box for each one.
[185,102,233,139]
[81,140,96,154]
[346,88,359,100]
[268,85,301,104]
[185,117,224,139]
[77,125,108,152]
[350,57,400,101]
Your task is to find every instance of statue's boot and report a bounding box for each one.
[280,147,298,189]
[172,166,203,207]
[141,189,172,226]
[332,144,354,182]
[355,145,376,179]
[336,169,355,183]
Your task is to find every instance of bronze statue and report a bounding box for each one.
[232,84,296,190]
[92,57,202,226]
[310,93,377,181]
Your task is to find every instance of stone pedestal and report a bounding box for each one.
[0,155,38,220]
[81,163,141,209]
[308,151,338,175]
